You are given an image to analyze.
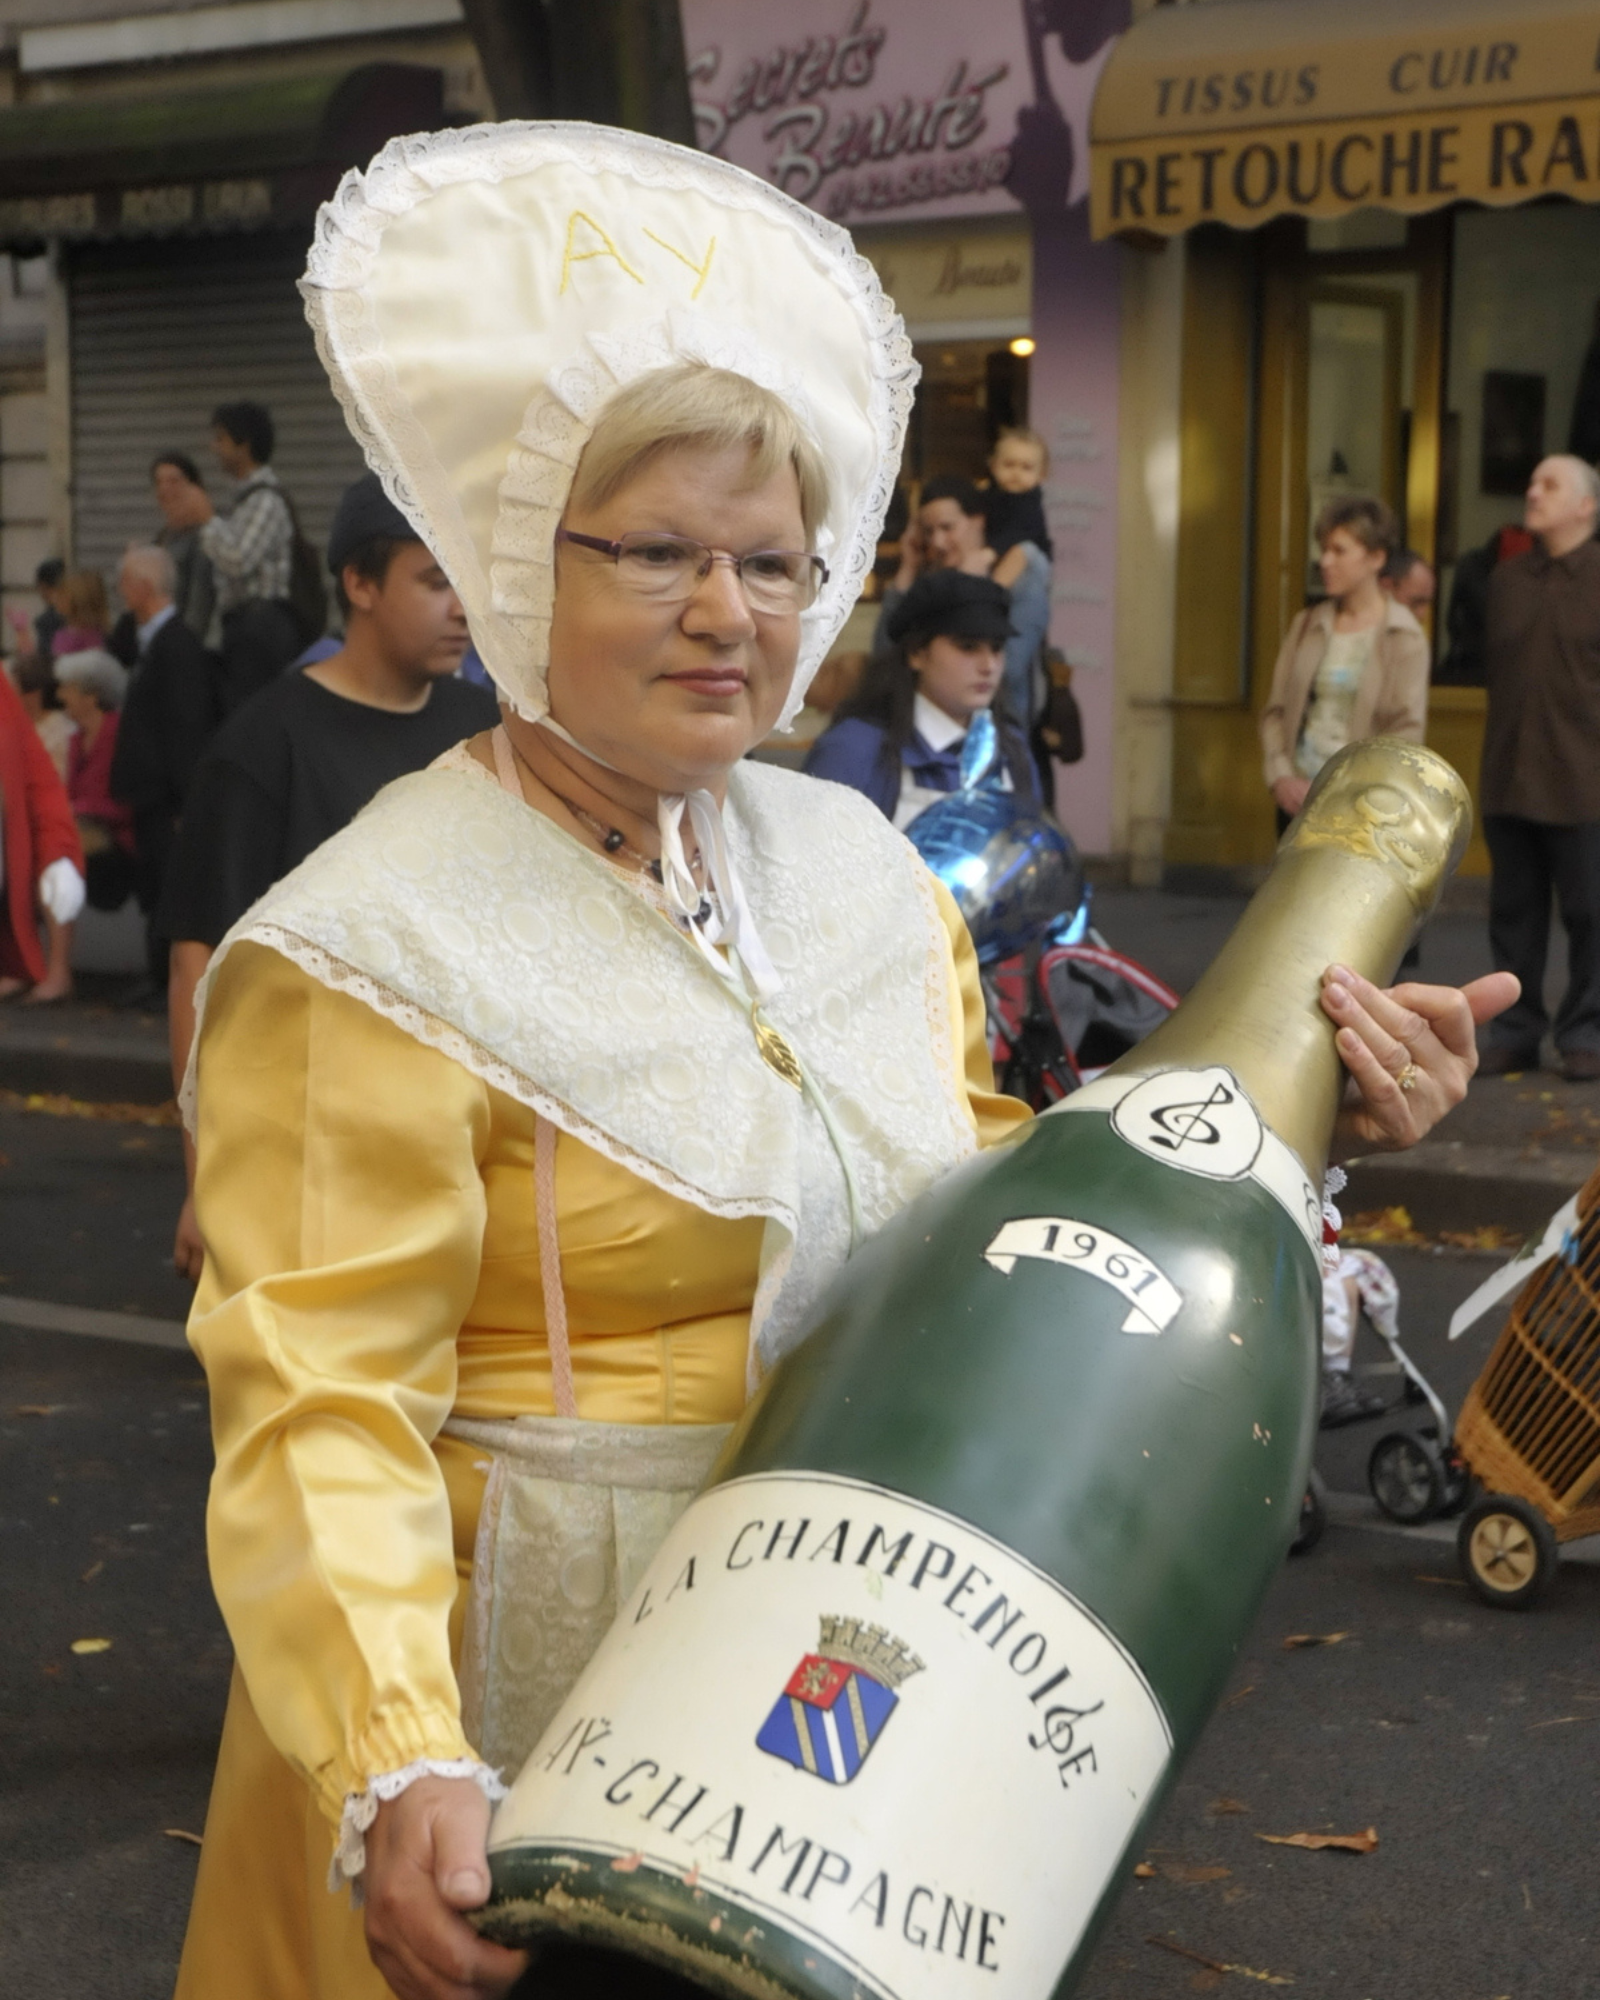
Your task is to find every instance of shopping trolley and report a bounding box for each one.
[1450,1163,1600,1608]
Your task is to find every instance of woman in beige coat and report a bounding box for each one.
[1261,493,1431,1429]
[1261,495,1429,829]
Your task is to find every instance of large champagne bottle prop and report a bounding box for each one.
[479,740,1471,1998]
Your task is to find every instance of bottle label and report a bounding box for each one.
[984,1217,1182,1334]
[489,1471,1173,1999]
[1049,1065,1323,1257]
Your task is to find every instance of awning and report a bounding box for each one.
[0,63,444,249]
[1091,0,1600,239]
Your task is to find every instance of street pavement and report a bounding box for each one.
[3,895,1599,1999]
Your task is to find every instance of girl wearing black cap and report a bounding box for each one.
[805,569,1043,826]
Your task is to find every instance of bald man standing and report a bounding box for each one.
[1480,454,1600,1080]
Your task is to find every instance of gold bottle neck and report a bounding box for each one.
[1109,847,1412,1177]
[1103,739,1472,1180]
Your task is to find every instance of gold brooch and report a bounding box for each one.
[753,1012,803,1091]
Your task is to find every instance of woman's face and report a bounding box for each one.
[545,443,808,794]
[58,681,99,730]
[919,499,986,569]
[909,634,1003,724]
[1318,526,1385,603]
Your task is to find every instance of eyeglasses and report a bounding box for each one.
[556,530,828,614]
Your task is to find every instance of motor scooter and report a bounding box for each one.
[902,712,1179,1108]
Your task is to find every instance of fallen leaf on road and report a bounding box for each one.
[609,1852,644,1872]
[70,1637,112,1655]
[1209,1798,1250,1815]
[1437,1224,1526,1252]
[0,1088,179,1128]
[1256,1829,1377,1854]
[1528,1714,1596,1729]
[1342,1206,1426,1247]
[1415,1574,1467,1586]
[1282,1632,1350,1649]
[13,1404,64,1417]
[1164,1863,1232,1883]
[1148,1937,1293,1984]
[1221,1684,1256,1708]
[163,1829,202,1847]
[1134,1862,1156,1878]
[80,1561,104,1583]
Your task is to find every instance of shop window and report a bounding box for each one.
[903,337,1031,486]
[1438,202,1600,682]
[1303,276,1416,602]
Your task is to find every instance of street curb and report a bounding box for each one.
[1344,1144,1588,1236]
[0,1033,171,1106]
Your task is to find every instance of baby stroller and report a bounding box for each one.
[1284,1244,1462,1557]
[902,713,1178,1106]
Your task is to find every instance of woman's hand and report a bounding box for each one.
[172,1193,205,1283]
[363,1776,529,2000]
[1272,774,1311,818]
[892,519,926,592]
[1323,965,1520,1158]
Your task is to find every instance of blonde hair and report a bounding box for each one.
[991,425,1049,474]
[62,568,110,632]
[567,363,830,546]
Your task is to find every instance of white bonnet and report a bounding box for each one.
[301,121,917,730]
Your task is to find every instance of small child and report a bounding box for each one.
[982,426,1052,588]
[981,427,1052,723]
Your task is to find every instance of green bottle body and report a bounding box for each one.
[481,741,1471,1997]
[483,1076,1322,2000]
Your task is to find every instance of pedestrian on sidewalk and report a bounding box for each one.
[805,569,1039,826]
[0,665,84,1004]
[162,471,497,1278]
[110,544,218,1001]
[30,556,66,658]
[162,402,305,713]
[1480,453,1600,1081]
[11,652,73,781]
[48,570,111,660]
[55,648,136,919]
[151,452,218,643]
[882,475,1052,729]
[1382,546,1435,619]
[1260,495,1429,834]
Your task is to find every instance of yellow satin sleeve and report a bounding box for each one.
[188,881,1026,1828]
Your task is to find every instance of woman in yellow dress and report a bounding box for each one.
[173,126,1509,2000]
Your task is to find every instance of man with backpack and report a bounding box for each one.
[165,400,325,712]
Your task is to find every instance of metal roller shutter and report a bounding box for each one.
[68,232,366,606]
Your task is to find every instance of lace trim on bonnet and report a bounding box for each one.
[298,121,917,730]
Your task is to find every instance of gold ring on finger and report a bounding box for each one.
[1396,1061,1419,1093]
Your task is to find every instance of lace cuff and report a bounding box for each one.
[1321,1165,1348,1275]
[328,1757,509,1898]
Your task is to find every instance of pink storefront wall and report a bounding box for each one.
[679,0,1129,855]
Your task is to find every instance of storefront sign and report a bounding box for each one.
[852,224,1031,334]
[1094,99,1600,237]
[0,178,274,246]
[682,0,1033,224]
[1091,1,1600,238]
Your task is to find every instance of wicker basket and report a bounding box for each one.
[1455,1164,1600,1544]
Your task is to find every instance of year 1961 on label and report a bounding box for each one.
[983,1217,1183,1336]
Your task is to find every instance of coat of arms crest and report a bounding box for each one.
[756,1615,924,1784]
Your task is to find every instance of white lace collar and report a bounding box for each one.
[190,752,977,1381]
